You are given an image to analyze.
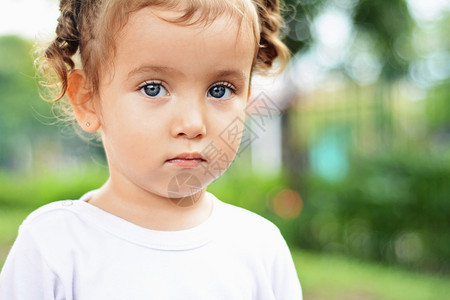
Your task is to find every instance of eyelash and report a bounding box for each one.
[209,81,237,93]
[137,80,167,91]
[137,80,237,97]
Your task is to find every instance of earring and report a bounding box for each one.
[85,121,90,127]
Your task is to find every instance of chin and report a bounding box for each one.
[165,172,206,199]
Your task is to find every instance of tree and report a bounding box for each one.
[0,35,56,170]
[279,0,415,182]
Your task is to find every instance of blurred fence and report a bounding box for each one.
[262,79,450,274]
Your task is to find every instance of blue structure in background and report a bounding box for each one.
[309,126,349,182]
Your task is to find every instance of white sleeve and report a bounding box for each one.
[270,233,303,300]
[0,225,64,300]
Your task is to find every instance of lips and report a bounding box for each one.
[166,152,206,167]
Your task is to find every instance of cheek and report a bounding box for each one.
[203,108,246,179]
[100,104,167,159]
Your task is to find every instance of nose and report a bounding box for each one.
[170,97,206,139]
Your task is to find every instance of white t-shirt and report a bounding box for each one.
[0,191,302,299]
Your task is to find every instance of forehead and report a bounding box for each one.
[112,7,256,80]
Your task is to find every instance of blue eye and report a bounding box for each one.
[207,84,233,99]
[140,83,168,97]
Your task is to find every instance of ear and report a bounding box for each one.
[67,70,101,133]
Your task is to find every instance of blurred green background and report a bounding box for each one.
[0,0,449,299]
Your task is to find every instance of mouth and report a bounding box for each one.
[166,152,207,167]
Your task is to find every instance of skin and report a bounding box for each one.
[67,8,255,230]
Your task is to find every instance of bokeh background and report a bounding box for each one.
[0,0,449,299]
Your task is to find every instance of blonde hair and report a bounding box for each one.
[37,0,290,104]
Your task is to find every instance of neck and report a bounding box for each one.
[87,177,211,231]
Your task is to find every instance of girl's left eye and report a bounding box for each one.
[207,83,234,99]
[140,82,168,98]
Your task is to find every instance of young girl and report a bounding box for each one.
[0,0,302,299]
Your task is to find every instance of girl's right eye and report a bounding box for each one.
[139,82,168,98]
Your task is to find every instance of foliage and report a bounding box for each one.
[353,0,414,79]
[0,165,108,210]
[281,0,415,79]
[282,0,324,54]
[0,35,58,170]
[426,81,450,132]
[293,151,450,274]
[0,36,47,132]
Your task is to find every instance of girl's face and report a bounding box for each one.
[96,8,255,199]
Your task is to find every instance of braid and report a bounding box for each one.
[42,0,82,101]
[254,0,290,73]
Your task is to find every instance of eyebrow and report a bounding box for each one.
[213,70,247,83]
[127,64,247,83]
[127,65,182,80]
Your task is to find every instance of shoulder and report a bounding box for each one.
[211,194,297,275]
[20,199,83,231]
[13,194,101,265]
[221,201,279,232]
[20,190,97,231]
[212,194,284,245]
[16,196,95,253]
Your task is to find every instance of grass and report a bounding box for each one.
[1,207,449,299]
[293,250,450,300]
